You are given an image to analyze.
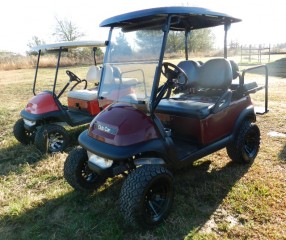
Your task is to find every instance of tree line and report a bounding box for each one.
[27,17,85,49]
[28,18,214,56]
[112,29,214,57]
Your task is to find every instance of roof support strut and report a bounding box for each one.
[224,23,231,58]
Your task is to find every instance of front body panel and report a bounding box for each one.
[25,91,59,114]
[88,103,161,146]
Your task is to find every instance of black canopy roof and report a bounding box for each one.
[100,6,241,31]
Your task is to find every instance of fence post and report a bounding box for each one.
[240,45,242,63]
[268,44,271,62]
[259,44,261,63]
[249,44,252,62]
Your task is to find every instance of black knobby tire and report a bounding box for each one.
[227,120,260,163]
[120,165,174,228]
[13,118,35,145]
[34,124,69,153]
[64,147,106,192]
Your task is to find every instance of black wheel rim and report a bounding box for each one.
[143,178,172,224]
[24,129,35,142]
[48,132,65,151]
[81,161,98,184]
[244,128,259,158]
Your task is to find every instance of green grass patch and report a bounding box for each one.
[0,56,286,239]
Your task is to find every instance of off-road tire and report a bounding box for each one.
[34,124,69,153]
[13,118,35,145]
[120,165,174,228]
[64,147,106,192]
[227,120,260,163]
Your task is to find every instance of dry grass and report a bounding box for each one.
[0,56,285,239]
[0,54,104,71]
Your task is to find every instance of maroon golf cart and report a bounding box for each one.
[63,7,269,228]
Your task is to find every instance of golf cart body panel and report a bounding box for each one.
[79,96,254,163]
[156,96,253,145]
[88,103,161,146]
[24,91,60,114]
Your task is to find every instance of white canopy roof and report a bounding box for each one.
[31,40,106,51]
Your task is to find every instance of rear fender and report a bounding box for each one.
[232,105,256,138]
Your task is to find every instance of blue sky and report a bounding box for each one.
[1,0,285,54]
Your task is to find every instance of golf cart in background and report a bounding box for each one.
[63,7,269,228]
[13,41,107,153]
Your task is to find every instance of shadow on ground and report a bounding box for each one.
[279,143,286,163]
[265,58,286,78]
[0,143,45,176]
[0,157,253,240]
[0,125,87,177]
[241,57,286,78]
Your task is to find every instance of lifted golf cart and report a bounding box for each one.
[13,41,107,153]
[63,7,269,228]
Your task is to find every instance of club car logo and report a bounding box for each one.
[95,122,118,135]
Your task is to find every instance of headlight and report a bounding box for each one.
[87,151,113,169]
[23,119,36,127]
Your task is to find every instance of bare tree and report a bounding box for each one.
[53,17,84,42]
[27,36,45,48]
[26,36,46,55]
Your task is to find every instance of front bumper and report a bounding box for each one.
[20,109,64,122]
[22,118,37,131]
[78,130,167,161]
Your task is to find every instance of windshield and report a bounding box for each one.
[98,28,164,107]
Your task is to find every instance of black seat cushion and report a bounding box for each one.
[157,98,215,119]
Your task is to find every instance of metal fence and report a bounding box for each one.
[240,44,270,63]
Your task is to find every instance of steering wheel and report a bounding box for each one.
[153,62,189,108]
[160,62,189,95]
[66,70,82,83]
[161,62,188,87]
[66,70,87,90]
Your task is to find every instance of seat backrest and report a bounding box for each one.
[86,65,101,83]
[102,65,115,84]
[112,66,122,79]
[197,58,233,89]
[229,60,239,79]
[177,60,200,87]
